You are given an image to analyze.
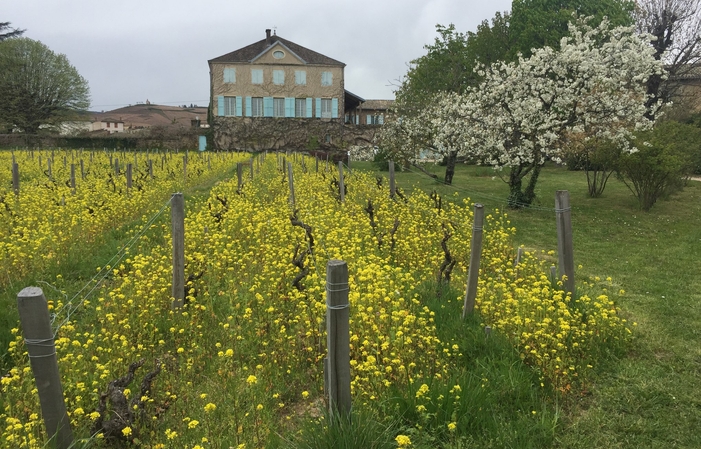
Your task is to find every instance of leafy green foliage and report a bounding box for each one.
[617,120,701,210]
[0,38,90,133]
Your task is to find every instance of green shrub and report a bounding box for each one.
[617,121,701,210]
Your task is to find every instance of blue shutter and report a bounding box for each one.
[315,98,322,118]
[264,97,274,117]
[355,115,359,125]
[306,98,313,118]
[236,97,243,116]
[245,97,252,117]
[217,96,224,117]
[285,98,294,117]
[331,98,339,119]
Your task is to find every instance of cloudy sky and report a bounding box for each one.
[5,0,512,111]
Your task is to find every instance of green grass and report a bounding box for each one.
[353,160,701,448]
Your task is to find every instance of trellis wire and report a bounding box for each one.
[50,197,173,336]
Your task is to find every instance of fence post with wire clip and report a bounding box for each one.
[17,287,74,449]
[555,190,575,295]
[462,203,485,318]
[325,259,351,421]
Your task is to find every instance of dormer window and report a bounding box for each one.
[273,50,284,59]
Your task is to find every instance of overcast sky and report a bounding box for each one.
[5,0,512,111]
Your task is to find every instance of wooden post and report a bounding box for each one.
[17,287,74,449]
[338,161,345,203]
[114,158,119,176]
[171,193,185,310]
[12,162,19,196]
[288,162,296,209]
[183,155,187,181]
[315,156,319,173]
[207,153,211,171]
[62,156,66,168]
[148,159,153,179]
[48,158,52,180]
[389,160,396,199]
[462,204,485,318]
[237,163,243,191]
[555,190,575,295]
[126,163,132,191]
[326,259,351,421]
[80,159,85,180]
[250,158,254,180]
[70,164,76,195]
[515,247,523,266]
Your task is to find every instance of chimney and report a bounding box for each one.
[266,29,271,45]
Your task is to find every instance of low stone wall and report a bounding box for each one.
[211,117,379,152]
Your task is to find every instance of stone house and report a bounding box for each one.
[208,29,387,152]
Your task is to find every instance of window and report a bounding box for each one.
[273,70,285,85]
[295,98,306,117]
[321,98,332,118]
[106,122,110,128]
[367,114,385,125]
[273,50,285,59]
[321,71,332,86]
[251,69,263,84]
[223,68,236,83]
[224,96,236,116]
[295,70,306,85]
[251,97,263,116]
[273,98,285,117]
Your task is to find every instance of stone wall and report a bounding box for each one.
[211,117,379,152]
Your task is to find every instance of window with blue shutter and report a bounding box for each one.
[217,96,224,117]
[295,70,306,85]
[236,97,243,116]
[251,97,263,116]
[223,68,236,83]
[315,98,322,118]
[331,98,339,118]
[264,97,274,117]
[306,98,313,118]
[321,72,332,86]
[224,97,236,116]
[273,70,285,85]
[245,97,252,117]
[251,69,263,84]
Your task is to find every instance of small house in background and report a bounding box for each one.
[348,99,394,125]
[95,118,125,133]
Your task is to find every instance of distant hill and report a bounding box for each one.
[93,104,208,130]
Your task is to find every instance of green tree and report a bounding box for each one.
[0,38,90,133]
[0,22,24,41]
[509,0,634,58]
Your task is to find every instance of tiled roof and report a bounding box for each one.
[209,34,345,67]
[359,99,395,110]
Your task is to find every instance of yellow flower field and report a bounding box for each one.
[0,153,630,448]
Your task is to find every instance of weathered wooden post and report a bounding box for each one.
[338,161,345,203]
[80,159,85,180]
[17,287,74,449]
[315,156,319,173]
[250,157,254,180]
[326,259,351,421]
[70,164,76,195]
[288,162,296,209]
[48,158,53,180]
[62,156,66,168]
[12,162,19,196]
[126,163,133,191]
[237,163,243,191]
[555,190,575,295]
[114,158,119,176]
[171,193,185,310]
[183,155,187,182]
[389,160,396,199]
[462,204,485,318]
[515,247,524,266]
[148,159,153,179]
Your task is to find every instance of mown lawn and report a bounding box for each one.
[354,160,701,449]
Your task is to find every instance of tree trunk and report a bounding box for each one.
[507,162,541,208]
[444,150,458,185]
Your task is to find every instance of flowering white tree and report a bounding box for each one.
[425,18,665,206]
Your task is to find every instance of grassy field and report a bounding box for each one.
[356,160,701,448]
